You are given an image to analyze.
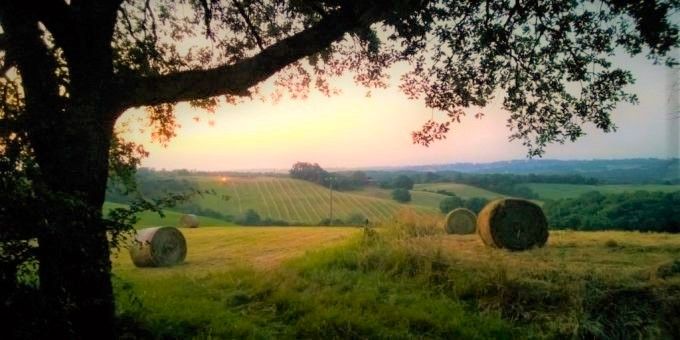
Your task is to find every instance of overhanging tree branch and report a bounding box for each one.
[115,3,390,111]
[0,3,62,123]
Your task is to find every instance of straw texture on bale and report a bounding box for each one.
[129,227,187,267]
[477,198,548,251]
[179,214,200,228]
[444,208,477,234]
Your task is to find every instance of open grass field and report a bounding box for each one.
[526,183,680,200]
[413,182,504,199]
[114,225,680,338]
[190,176,429,223]
[103,202,233,228]
[112,226,357,275]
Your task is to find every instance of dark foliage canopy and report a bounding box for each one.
[0,0,677,337]
[544,190,680,232]
[439,194,465,213]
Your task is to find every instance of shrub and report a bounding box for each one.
[261,218,289,226]
[318,218,345,226]
[235,209,261,226]
[391,188,411,203]
[439,195,464,213]
[346,212,368,225]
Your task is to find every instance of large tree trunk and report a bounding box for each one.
[32,102,117,338]
[37,214,115,339]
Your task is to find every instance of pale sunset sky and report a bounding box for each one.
[118,53,678,171]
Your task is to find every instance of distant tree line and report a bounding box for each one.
[234,209,290,226]
[177,202,233,223]
[371,171,604,199]
[234,209,368,227]
[368,158,679,184]
[106,175,197,204]
[450,174,538,199]
[289,162,369,190]
[379,174,415,190]
[411,172,540,199]
[544,191,680,233]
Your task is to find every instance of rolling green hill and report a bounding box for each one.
[114,177,665,225]
[526,183,680,200]
[102,202,232,228]
[354,187,447,212]
[413,182,504,199]
[190,176,423,224]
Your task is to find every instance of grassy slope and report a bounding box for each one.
[413,182,504,199]
[103,202,232,228]
[526,183,680,200]
[115,227,680,338]
[189,176,430,223]
[355,187,448,212]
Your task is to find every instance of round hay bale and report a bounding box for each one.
[654,259,680,280]
[477,198,548,251]
[179,214,200,228]
[129,227,187,267]
[444,208,477,234]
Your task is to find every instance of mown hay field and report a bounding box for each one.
[113,226,357,276]
[191,176,428,223]
[114,226,680,339]
[413,182,504,199]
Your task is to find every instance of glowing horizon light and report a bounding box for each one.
[220,177,227,183]
[116,54,672,171]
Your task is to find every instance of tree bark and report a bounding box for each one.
[33,106,117,339]
[37,213,115,339]
[1,3,119,336]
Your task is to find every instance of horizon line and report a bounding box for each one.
[137,156,679,173]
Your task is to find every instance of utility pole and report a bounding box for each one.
[329,176,334,225]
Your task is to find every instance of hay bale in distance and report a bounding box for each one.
[179,214,200,228]
[655,259,680,280]
[477,198,548,251]
[444,208,477,234]
[129,227,187,267]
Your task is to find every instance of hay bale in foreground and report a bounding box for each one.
[179,214,200,228]
[477,198,548,251]
[129,227,187,267]
[444,208,477,234]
